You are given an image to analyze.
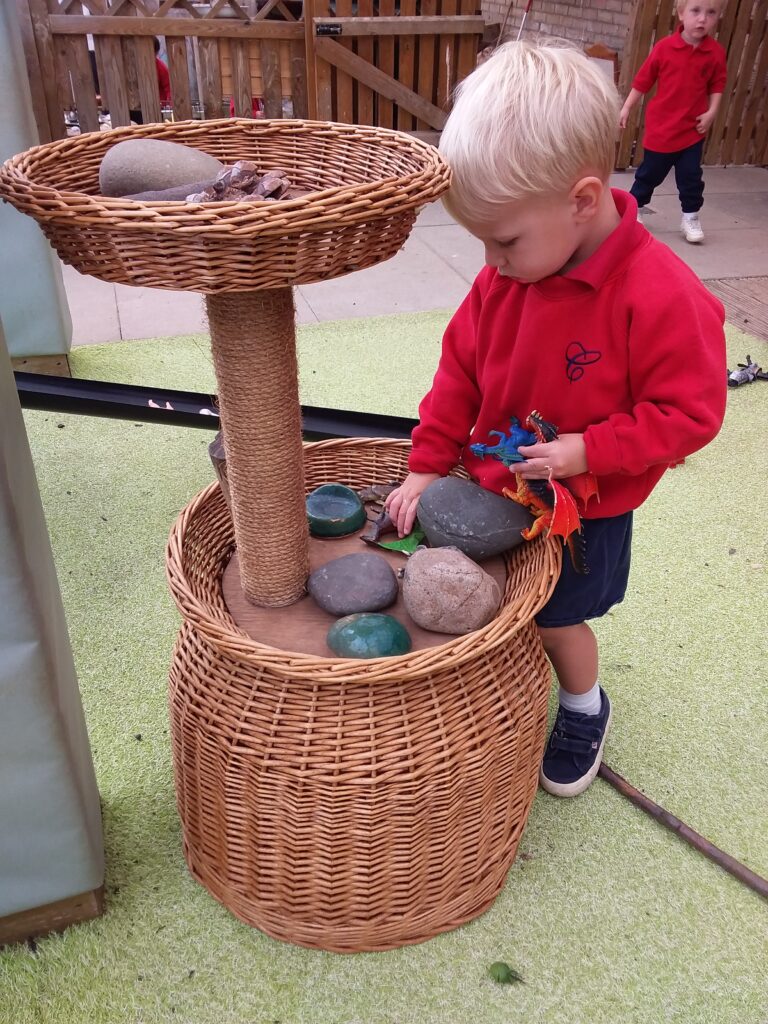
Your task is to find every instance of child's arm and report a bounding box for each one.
[385,272,490,536]
[619,44,660,129]
[385,472,441,537]
[699,47,727,134]
[618,88,643,130]
[514,433,588,480]
[696,92,723,135]
[581,284,726,476]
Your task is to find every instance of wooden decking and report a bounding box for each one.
[706,277,768,343]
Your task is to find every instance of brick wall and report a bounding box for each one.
[483,0,635,60]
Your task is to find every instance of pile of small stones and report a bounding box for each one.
[186,161,311,204]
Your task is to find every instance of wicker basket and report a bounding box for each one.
[166,438,560,952]
[0,119,450,293]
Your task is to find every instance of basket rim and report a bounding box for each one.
[166,438,561,682]
[0,118,451,240]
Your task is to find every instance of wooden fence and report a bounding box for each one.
[15,0,484,144]
[617,0,768,167]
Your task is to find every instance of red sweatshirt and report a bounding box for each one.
[409,190,727,519]
[632,26,727,153]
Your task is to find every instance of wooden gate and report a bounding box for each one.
[617,0,768,167]
[15,0,484,145]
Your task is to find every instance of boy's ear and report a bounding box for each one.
[569,176,605,221]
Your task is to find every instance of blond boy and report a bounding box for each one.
[386,41,726,797]
[619,0,727,243]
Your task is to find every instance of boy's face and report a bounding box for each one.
[678,0,721,43]
[465,193,584,284]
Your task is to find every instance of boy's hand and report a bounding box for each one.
[696,111,715,134]
[514,433,588,480]
[618,106,630,130]
[385,472,440,538]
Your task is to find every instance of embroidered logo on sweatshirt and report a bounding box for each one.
[565,341,601,382]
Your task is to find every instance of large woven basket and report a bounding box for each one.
[166,438,560,952]
[0,119,449,293]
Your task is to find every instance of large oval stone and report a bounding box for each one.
[418,476,534,561]
[307,483,366,537]
[403,546,501,635]
[308,553,398,616]
[99,139,224,198]
[327,614,411,659]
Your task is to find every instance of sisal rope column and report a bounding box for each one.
[206,288,308,607]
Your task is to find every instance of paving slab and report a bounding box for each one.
[62,264,121,346]
[298,231,471,321]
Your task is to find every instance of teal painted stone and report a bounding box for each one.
[307,483,366,537]
[327,614,412,659]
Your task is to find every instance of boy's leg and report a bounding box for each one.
[534,513,632,797]
[675,141,705,242]
[630,148,675,210]
[674,140,705,212]
[538,622,598,695]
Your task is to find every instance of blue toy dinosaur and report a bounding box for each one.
[469,417,538,466]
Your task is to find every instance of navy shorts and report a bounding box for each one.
[535,512,633,628]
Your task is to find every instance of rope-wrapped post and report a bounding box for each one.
[206,288,308,607]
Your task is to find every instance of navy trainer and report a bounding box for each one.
[539,688,612,797]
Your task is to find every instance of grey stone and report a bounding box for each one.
[308,553,398,616]
[417,477,534,561]
[99,139,224,198]
[121,179,218,202]
[403,546,501,635]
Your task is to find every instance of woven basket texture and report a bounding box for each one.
[166,438,561,952]
[0,119,450,293]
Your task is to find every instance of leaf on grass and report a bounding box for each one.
[488,961,524,984]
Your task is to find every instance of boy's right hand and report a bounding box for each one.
[618,106,630,129]
[384,472,441,538]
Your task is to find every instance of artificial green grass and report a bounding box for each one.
[1,313,766,1024]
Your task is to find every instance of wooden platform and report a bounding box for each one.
[706,277,768,343]
[0,887,104,947]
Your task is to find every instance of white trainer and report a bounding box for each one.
[681,214,704,243]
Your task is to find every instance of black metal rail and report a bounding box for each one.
[14,372,417,440]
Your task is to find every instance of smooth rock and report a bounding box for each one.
[327,614,412,659]
[308,553,398,616]
[418,476,534,561]
[99,139,224,198]
[121,179,218,202]
[307,483,366,537]
[403,546,501,635]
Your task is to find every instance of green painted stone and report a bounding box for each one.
[307,483,366,537]
[327,613,412,659]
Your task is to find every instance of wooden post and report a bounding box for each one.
[303,0,319,119]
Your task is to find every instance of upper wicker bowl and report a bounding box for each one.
[0,119,450,293]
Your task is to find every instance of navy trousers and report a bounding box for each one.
[630,140,705,213]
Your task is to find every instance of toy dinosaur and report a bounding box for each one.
[473,411,598,573]
[469,417,538,466]
[727,355,768,388]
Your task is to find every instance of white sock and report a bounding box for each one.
[559,681,602,716]
[682,211,699,221]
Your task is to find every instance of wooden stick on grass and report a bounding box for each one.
[599,763,768,901]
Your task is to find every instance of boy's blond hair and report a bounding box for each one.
[439,40,620,223]
[675,0,724,14]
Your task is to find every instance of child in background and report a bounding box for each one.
[385,41,726,797]
[154,38,171,107]
[619,0,727,243]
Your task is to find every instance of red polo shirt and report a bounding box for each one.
[156,58,171,105]
[632,26,727,153]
